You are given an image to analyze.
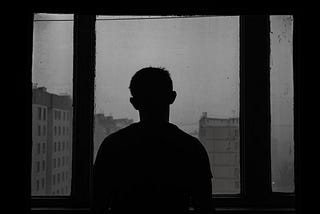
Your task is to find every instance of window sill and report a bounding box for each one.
[30,207,295,214]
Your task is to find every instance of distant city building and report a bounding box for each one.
[199,112,240,193]
[32,86,72,196]
[94,114,134,161]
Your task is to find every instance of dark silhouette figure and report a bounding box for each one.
[93,67,213,214]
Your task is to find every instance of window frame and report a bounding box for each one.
[26,13,300,213]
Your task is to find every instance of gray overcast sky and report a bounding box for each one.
[32,15,240,132]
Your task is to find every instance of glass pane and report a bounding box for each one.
[94,16,239,194]
[270,15,294,192]
[31,13,73,196]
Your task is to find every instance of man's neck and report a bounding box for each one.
[138,109,169,124]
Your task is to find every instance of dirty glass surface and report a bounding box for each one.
[270,15,294,193]
[31,13,73,196]
[94,16,240,194]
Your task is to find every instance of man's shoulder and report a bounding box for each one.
[168,123,205,150]
[99,123,139,148]
[109,123,139,138]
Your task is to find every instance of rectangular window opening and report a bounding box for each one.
[94,15,240,195]
[270,15,294,193]
[31,13,73,196]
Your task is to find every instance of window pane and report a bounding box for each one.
[94,16,239,194]
[270,15,294,192]
[31,13,73,196]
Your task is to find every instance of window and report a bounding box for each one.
[36,180,40,191]
[42,125,46,136]
[37,143,40,154]
[36,161,40,173]
[42,160,45,171]
[28,14,299,213]
[52,174,56,185]
[41,178,45,189]
[42,142,46,154]
[57,173,60,184]
[38,107,41,120]
[37,125,41,136]
[53,158,56,169]
[95,16,240,194]
[43,108,46,121]
[270,15,294,193]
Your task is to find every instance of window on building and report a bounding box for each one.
[57,173,60,184]
[36,180,40,191]
[53,174,56,185]
[41,178,45,189]
[42,160,45,171]
[42,125,46,136]
[37,143,41,155]
[42,142,46,154]
[53,158,56,169]
[37,125,41,136]
[43,108,46,121]
[38,107,42,120]
[36,161,40,173]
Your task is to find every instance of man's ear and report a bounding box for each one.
[168,91,177,104]
[130,97,139,110]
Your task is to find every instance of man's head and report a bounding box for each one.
[129,67,176,116]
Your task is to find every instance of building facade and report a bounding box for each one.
[32,86,72,196]
[199,112,240,194]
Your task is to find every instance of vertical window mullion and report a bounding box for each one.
[72,14,95,206]
[241,15,271,204]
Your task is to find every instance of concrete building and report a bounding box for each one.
[32,86,72,196]
[94,114,134,161]
[199,112,240,194]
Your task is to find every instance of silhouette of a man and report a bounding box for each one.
[93,67,213,214]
